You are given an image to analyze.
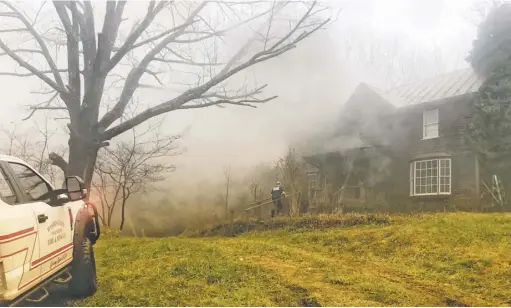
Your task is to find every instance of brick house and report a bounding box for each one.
[303,68,499,211]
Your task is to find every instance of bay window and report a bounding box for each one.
[410,158,451,196]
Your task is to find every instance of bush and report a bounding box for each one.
[186,213,392,237]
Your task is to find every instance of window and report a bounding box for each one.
[0,168,17,205]
[9,163,51,202]
[410,158,451,196]
[308,173,318,190]
[423,109,439,139]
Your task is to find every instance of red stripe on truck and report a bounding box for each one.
[0,227,34,240]
[31,242,73,266]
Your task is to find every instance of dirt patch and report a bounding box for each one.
[188,214,392,237]
[286,284,321,307]
[446,298,470,307]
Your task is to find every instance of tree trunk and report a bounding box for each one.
[120,212,125,231]
[67,134,100,190]
[120,201,126,231]
[119,189,127,231]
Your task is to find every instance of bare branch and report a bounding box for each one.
[0,28,28,33]
[0,1,66,91]
[97,2,208,131]
[106,1,168,73]
[102,5,330,140]
[0,49,43,56]
[153,58,225,66]
[53,0,81,113]
[144,69,164,86]
[0,69,68,77]
[127,22,193,51]
[0,40,66,92]
[179,95,277,109]
[22,91,61,121]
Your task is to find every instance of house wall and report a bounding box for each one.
[384,93,480,209]
[304,92,489,212]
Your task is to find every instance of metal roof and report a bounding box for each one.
[383,68,483,107]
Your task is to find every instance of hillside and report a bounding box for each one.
[52,213,511,306]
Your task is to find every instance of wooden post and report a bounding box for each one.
[475,154,481,211]
[230,210,234,234]
[245,210,249,233]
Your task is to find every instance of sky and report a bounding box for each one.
[0,0,482,191]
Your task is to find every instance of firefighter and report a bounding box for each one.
[270,181,286,217]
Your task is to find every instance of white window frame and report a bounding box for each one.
[423,109,439,139]
[308,173,318,190]
[410,158,451,196]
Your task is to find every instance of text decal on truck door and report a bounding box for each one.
[47,220,66,246]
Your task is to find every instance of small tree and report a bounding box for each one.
[276,148,307,216]
[1,119,63,186]
[249,176,262,202]
[93,128,178,230]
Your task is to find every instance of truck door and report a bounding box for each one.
[0,163,41,295]
[6,162,73,283]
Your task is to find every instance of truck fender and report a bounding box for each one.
[73,208,95,246]
[83,202,100,244]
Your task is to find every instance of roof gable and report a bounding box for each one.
[341,82,396,114]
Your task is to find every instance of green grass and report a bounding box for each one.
[70,213,511,307]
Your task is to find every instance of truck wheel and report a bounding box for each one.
[69,210,97,298]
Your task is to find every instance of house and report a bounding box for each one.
[303,68,501,212]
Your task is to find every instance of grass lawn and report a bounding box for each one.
[66,213,511,307]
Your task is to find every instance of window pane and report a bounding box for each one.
[440,159,451,176]
[432,168,437,177]
[9,163,50,202]
[424,109,439,124]
[424,124,439,138]
[0,168,17,205]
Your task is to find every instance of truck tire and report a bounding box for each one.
[68,209,97,298]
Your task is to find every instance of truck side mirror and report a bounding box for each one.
[66,176,85,201]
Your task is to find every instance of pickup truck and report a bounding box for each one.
[0,155,100,306]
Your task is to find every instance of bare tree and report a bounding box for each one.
[249,176,261,202]
[223,166,231,221]
[93,128,178,230]
[276,148,307,216]
[0,119,62,186]
[0,1,332,188]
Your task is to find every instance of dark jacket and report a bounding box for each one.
[271,185,284,200]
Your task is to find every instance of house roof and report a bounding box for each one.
[302,68,484,157]
[383,67,483,107]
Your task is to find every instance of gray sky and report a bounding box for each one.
[0,0,480,189]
